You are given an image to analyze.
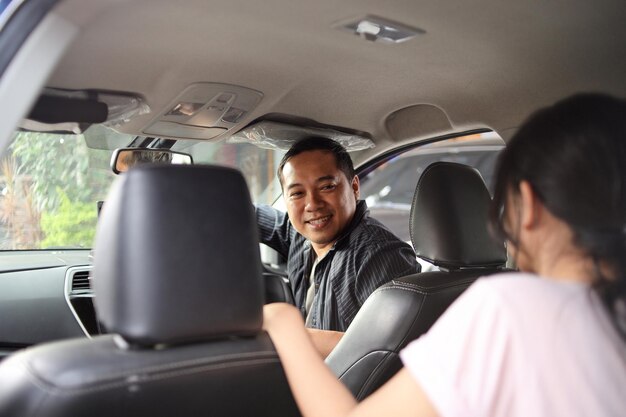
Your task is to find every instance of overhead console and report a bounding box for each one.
[143,83,263,140]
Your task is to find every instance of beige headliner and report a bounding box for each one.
[49,0,626,164]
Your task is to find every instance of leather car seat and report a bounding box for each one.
[0,165,300,417]
[326,161,508,400]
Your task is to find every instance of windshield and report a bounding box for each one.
[0,128,285,250]
[180,140,284,206]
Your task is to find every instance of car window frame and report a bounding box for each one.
[0,0,74,157]
[356,129,493,180]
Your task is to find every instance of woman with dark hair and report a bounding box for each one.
[263,93,626,417]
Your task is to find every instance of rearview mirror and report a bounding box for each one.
[111,148,193,174]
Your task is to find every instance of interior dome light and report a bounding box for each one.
[336,15,425,44]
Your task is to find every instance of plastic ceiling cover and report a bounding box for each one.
[19,88,150,134]
[101,93,151,129]
[228,121,375,151]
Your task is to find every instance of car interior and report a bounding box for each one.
[0,0,625,414]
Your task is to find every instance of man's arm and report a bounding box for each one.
[255,204,293,256]
[306,328,345,358]
[308,244,417,358]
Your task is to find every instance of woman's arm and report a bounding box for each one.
[263,303,439,417]
[306,328,344,358]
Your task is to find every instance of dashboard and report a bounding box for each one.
[0,249,292,362]
[0,251,97,360]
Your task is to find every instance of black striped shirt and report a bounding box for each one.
[256,200,421,331]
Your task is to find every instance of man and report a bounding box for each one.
[256,137,420,356]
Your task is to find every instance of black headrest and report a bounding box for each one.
[93,165,263,346]
[410,162,507,269]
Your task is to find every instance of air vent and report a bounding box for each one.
[71,270,92,292]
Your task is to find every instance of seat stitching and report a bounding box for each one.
[22,356,281,396]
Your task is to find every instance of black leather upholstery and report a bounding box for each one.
[0,165,300,417]
[327,162,507,400]
[264,270,296,304]
[410,162,507,269]
[94,165,264,345]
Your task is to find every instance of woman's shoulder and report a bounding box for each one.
[473,271,587,293]
[466,272,591,319]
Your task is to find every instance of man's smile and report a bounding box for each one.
[306,215,332,229]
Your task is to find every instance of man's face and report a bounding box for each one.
[281,150,359,257]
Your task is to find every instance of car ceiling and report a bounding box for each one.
[44,0,626,163]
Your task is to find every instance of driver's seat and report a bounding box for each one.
[0,165,300,417]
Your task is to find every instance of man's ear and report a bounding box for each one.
[351,175,360,200]
[519,180,542,230]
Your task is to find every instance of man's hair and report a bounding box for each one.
[277,136,355,186]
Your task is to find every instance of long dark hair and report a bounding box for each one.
[490,93,626,339]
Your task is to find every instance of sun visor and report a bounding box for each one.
[228,121,375,151]
[20,88,150,134]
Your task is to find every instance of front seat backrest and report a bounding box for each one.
[0,165,300,417]
[326,162,507,400]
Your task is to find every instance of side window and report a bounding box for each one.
[359,132,505,269]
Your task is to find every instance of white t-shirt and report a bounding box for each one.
[400,272,626,417]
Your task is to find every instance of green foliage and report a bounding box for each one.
[2,131,115,249]
[9,131,111,212]
[40,191,97,248]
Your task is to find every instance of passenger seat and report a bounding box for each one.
[326,162,508,400]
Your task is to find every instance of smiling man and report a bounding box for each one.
[256,137,420,356]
